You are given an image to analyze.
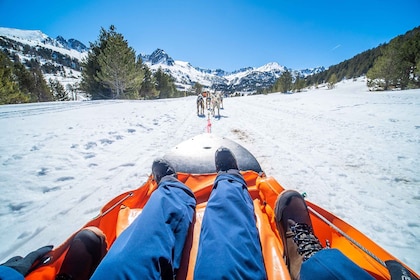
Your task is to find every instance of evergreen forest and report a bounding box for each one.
[81,26,180,100]
[266,26,420,94]
[0,25,182,104]
[305,26,420,91]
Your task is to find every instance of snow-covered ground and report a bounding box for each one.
[0,78,419,274]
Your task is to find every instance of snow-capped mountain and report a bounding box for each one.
[56,36,89,53]
[140,48,174,66]
[140,49,228,90]
[0,27,88,98]
[0,27,325,95]
[0,27,87,61]
[140,49,325,93]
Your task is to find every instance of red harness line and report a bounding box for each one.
[206,113,212,133]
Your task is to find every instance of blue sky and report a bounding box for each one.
[1,0,419,71]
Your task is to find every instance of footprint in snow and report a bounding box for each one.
[100,138,114,145]
[83,153,96,159]
[109,162,135,171]
[37,167,49,176]
[85,142,97,150]
[56,176,75,182]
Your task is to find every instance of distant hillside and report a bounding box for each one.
[306,47,383,85]
[0,26,324,96]
[0,27,87,95]
[139,49,324,93]
[306,26,420,90]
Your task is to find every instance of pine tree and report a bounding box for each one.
[13,62,34,98]
[415,60,420,82]
[139,65,158,99]
[31,67,54,102]
[396,28,420,89]
[0,51,30,104]
[276,70,293,93]
[327,73,338,89]
[80,27,114,99]
[49,78,68,101]
[293,75,306,92]
[154,68,178,98]
[193,82,203,95]
[95,26,143,99]
[367,47,399,90]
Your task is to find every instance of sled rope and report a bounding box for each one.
[206,112,212,133]
[100,192,134,217]
[306,205,386,268]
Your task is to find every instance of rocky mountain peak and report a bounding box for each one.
[56,36,88,52]
[141,48,174,66]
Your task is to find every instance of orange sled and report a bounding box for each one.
[25,134,419,280]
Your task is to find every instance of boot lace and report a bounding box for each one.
[288,222,323,261]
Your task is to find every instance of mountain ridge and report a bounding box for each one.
[0,27,325,94]
[140,48,325,92]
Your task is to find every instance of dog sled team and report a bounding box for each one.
[197,91,223,117]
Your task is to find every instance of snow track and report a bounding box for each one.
[0,101,113,119]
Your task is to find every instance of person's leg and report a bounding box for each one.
[56,227,107,280]
[300,248,374,280]
[275,190,374,280]
[91,161,196,280]
[194,148,266,279]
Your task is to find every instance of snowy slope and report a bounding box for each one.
[0,27,87,61]
[145,59,227,88]
[144,53,323,93]
[0,27,89,100]
[0,79,419,274]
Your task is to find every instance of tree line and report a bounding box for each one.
[259,70,308,94]
[81,25,180,100]
[0,25,182,104]
[366,26,420,90]
[0,50,55,104]
[306,26,420,91]
[264,26,420,94]
[0,48,82,104]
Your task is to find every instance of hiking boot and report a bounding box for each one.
[215,147,239,172]
[274,190,323,280]
[152,158,177,184]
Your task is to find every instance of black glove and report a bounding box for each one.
[386,260,420,280]
[1,245,53,276]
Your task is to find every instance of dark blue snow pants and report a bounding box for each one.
[90,172,267,279]
[194,171,267,279]
[90,176,196,279]
[300,248,375,280]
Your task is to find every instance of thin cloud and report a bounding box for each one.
[331,44,342,51]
